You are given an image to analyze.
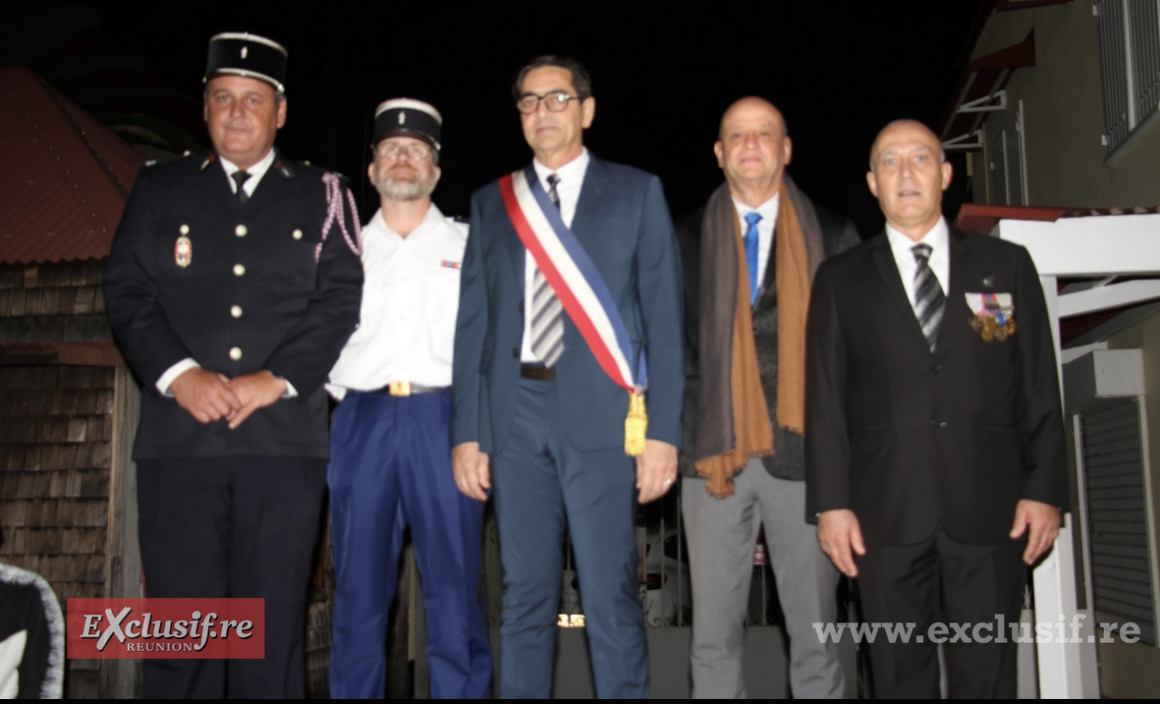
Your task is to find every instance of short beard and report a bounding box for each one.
[375,178,422,200]
[378,177,425,201]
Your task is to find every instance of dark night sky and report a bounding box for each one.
[90,0,983,236]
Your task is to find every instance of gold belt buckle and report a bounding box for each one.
[388,381,411,397]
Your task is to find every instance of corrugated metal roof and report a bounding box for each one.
[0,66,144,264]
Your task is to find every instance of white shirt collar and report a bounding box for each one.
[219,149,276,196]
[532,147,590,187]
[732,191,780,222]
[371,202,446,239]
[885,216,951,305]
[885,216,949,254]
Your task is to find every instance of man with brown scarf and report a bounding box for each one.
[677,97,859,698]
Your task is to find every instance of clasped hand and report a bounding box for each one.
[170,368,287,429]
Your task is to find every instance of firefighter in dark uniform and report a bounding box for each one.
[103,32,363,698]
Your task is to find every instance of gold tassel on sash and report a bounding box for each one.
[625,391,648,457]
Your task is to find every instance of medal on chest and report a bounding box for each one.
[966,292,1016,342]
[175,224,192,268]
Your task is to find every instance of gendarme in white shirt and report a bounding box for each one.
[327,203,467,399]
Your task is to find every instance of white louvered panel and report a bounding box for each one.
[1099,0,1133,153]
[1081,398,1156,645]
[1129,0,1160,128]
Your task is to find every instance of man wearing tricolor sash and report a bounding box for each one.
[451,56,684,698]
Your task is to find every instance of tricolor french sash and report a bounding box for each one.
[499,165,648,455]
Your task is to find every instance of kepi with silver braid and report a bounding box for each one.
[204,32,288,94]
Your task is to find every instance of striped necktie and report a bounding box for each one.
[530,174,564,367]
[912,243,944,352]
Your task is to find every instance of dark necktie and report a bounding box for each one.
[231,170,251,205]
[531,174,564,367]
[743,212,762,306]
[912,243,945,352]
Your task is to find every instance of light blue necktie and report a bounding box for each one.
[744,211,762,306]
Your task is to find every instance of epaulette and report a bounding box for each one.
[274,158,296,179]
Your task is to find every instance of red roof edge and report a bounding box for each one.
[966,32,1036,72]
[954,203,1067,235]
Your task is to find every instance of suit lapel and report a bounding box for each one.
[195,153,236,206]
[505,220,525,284]
[870,234,931,353]
[571,156,607,240]
[504,164,535,284]
[757,218,776,308]
[935,228,971,358]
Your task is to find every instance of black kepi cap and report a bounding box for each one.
[373,99,442,152]
[205,32,288,94]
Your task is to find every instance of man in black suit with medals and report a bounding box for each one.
[103,32,363,698]
[805,120,1068,698]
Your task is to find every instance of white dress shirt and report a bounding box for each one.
[327,204,468,399]
[733,192,780,294]
[885,216,951,313]
[520,148,591,362]
[155,149,279,395]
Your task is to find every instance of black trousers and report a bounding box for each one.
[136,456,327,699]
[857,528,1027,698]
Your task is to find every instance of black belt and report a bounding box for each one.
[519,364,556,381]
[371,382,450,397]
[519,366,554,382]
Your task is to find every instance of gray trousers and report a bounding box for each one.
[682,460,844,698]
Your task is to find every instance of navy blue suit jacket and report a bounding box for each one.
[452,157,684,454]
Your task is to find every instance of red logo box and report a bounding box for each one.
[66,598,265,659]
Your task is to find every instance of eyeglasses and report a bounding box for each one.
[376,142,432,161]
[515,91,582,114]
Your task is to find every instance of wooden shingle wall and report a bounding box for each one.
[0,364,117,696]
[0,260,111,345]
[0,364,114,593]
[0,260,119,604]
[1,260,141,697]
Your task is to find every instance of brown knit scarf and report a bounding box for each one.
[693,176,823,497]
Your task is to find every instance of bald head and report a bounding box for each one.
[717,97,786,139]
[866,119,952,241]
[868,119,944,170]
[714,97,792,207]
